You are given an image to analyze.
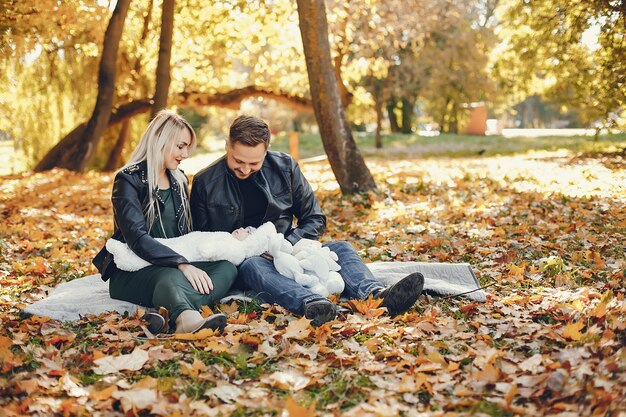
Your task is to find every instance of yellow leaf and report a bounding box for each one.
[427,351,447,366]
[562,320,584,341]
[200,305,214,318]
[507,263,525,278]
[172,328,217,340]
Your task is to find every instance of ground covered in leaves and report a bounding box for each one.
[0,147,625,416]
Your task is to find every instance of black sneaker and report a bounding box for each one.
[304,299,337,326]
[376,272,424,316]
[198,313,228,333]
[142,311,166,334]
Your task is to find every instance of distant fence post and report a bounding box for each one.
[289,131,299,161]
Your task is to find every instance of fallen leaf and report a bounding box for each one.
[205,383,244,404]
[262,369,311,391]
[284,396,316,417]
[93,348,149,375]
[562,320,584,341]
[112,388,157,412]
[283,317,312,340]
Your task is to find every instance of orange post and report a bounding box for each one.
[288,131,300,161]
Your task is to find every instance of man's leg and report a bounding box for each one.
[237,256,328,316]
[324,241,384,299]
[324,240,424,315]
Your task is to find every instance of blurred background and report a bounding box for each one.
[0,0,624,174]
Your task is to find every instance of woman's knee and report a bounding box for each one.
[153,270,188,294]
[217,260,237,282]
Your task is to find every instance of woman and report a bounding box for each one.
[92,110,237,334]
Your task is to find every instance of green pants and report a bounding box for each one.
[109,260,237,325]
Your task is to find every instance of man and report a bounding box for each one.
[190,115,424,326]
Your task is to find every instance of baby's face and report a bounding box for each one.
[232,228,249,241]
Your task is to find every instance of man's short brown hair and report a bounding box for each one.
[228,115,270,148]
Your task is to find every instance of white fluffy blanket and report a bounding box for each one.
[106,222,279,271]
[22,262,486,322]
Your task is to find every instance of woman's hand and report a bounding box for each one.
[178,263,214,294]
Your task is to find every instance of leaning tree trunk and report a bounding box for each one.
[296,0,376,194]
[103,119,131,171]
[104,0,153,167]
[151,0,174,118]
[34,0,131,172]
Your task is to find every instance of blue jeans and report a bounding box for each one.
[236,241,385,315]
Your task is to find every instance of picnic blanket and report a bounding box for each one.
[22,261,485,322]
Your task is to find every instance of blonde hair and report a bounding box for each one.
[119,109,197,233]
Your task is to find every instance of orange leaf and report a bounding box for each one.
[472,363,499,384]
[33,257,47,275]
[505,384,518,406]
[90,385,117,401]
[460,303,478,314]
[284,396,316,417]
[562,320,584,341]
[447,361,460,372]
[591,302,607,319]
[347,296,385,317]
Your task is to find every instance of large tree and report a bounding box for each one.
[151,0,174,118]
[296,0,376,194]
[34,0,131,172]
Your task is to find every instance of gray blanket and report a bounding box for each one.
[22,261,485,322]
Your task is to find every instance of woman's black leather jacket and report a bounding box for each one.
[92,161,190,281]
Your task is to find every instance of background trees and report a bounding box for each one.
[0,0,624,190]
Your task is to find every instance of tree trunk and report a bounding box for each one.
[401,97,414,134]
[333,52,353,108]
[34,0,131,172]
[374,81,383,149]
[103,119,132,171]
[151,0,174,118]
[450,101,459,134]
[387,98,400,133]
[296,0,376,194]
[440,97,450,133]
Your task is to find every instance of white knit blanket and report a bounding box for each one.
[22,262,485,322]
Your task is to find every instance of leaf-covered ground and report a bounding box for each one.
[1,148,625,416]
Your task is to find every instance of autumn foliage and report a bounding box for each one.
[0,148,624,416]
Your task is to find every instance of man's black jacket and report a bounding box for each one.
[190,151,326,244]
[92,161,190,281]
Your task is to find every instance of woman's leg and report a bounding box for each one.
[109,260,236,326]
[179,260,238,309]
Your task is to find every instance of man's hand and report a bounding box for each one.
[178,263,214,294]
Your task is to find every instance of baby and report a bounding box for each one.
[231,226,256,241]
